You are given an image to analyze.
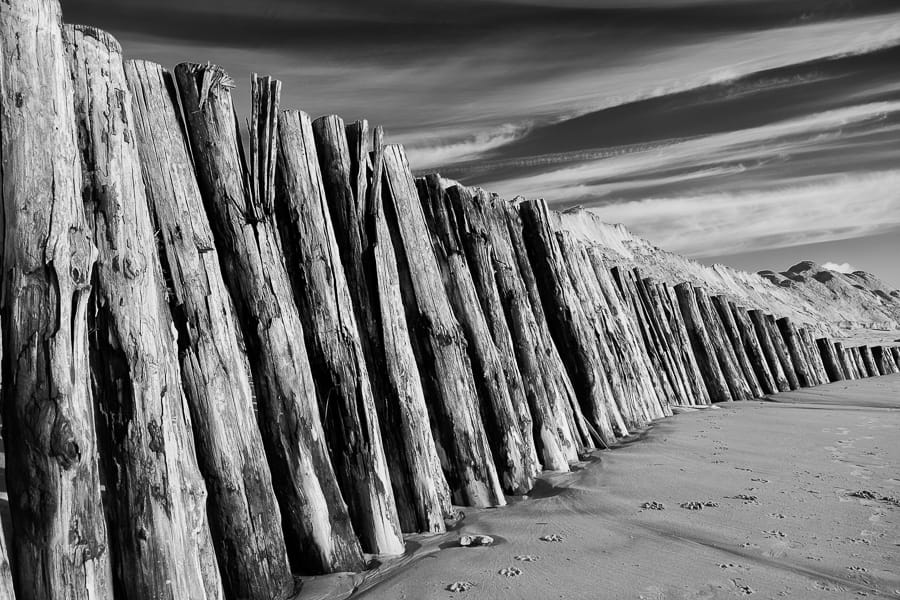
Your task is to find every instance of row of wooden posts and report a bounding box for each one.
[1,3,899,599]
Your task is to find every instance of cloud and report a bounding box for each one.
[822,261,857,273]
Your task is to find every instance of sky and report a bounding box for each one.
[64,0,900,287]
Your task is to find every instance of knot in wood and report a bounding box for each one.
[115,251,147,279]
[67,227,97,288]
[50,417,82,470]
[147,419,165,453]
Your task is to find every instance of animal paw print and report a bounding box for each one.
[447,581,474,592]
[762,530,786,539]
[734,494,759,503]
[539,534,564,542]
[680,501,703,510]
[514,555,539,562]
[848,566,868,573]
[641,501,665,510]
[703,501,719,508]
[499,567,522,577]
[751,478,769,483]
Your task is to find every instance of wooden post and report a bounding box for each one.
[729,304,778,394]
[851,347,867,378]
[712,296,763,397]
[674,283,732,402]
[891,347,900,371]
[745,309,791,392]
[173,62,365,573]
[68,29,224,599]
[834,342,854,379]
[381,147,505,507]
[859,346,878,377]
[760,313,800,389]
[0,517,12,600]
[557,238,636,431]
[660,284,711,405]
[799,328,829,385]
[873,347,897,375]
[816,339,845,382]
[500,200,595,451]
[126,61,294,598]
[695,289,754,400]
[316,119,450,534]
[276,110,404,555]
[1,2,113,598]
[640,277,696,408]
[451,188,574,471]
[776,317,814,387]
[417,177,539,493]
[520,199,620,445]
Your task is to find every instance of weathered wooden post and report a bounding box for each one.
[745,308,791,392]
[816,339,845,382]
[759,313,800,389]
[126,61,294,598]
[315,119,450,533]
[451,188,574,471]
[729,303,778,394]
[67,28,224,599]
[695,289,754,400]
[873,346,897,375]
[859,346,878,377]
[891,347,900,371]
[520,199,620,444]
[674,283,732,402]
[173,62,364,573]
[559,239,637,430]
[1,2,113,598]
[660,284,711,405]
[851,347,867,378]
[381,147,505,507]
[776,317,814,387]
[276,110,404,555]
[417,177,539,493]
[834,342,855,379]
[641,278,696,408]
[799,328,829,385]
[0,518,12,600]
[500,200,595,451]
[712,296,763,397]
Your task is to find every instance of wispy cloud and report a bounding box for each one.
[822,261,857,273]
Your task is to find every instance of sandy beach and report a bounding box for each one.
[301,374,900,600]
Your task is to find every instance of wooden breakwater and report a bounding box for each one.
[1,2,899,598]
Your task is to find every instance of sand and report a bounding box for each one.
[301,374,900,600]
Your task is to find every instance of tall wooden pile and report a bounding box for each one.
[674,283,732,402]
[172,62,364,573]
[380,146,505,507]
[1,2,113,598]
[314,119,450,533]
[417,176,539,494]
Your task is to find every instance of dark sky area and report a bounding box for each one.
[64,0,900,285]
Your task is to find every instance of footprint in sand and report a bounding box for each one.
[499,567,523,577]
[514,555,539,562]
[734,494,759,504]
[641,501,665,510]
[769,513,786,519]
[447,581,474,592]
[751,478,769,484]
[731,579,755,595]
[539,534,564,542]
[762,530,786,539]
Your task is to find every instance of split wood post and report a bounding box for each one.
[891,347,900,371]
[173,62,365,573]
[816,339,845,383]
[833,342,854,379]
[612,268,678,410]
[452,188,574,471]
[712,296,763,397]
[695,289,754,400]
[729,303,778,395]
[557,237,636,431]
[776,317,815,387]
[381,147,505,507]
[747,309,792,391]
[0,515,11,600]
[0,2,113,598]
[640,277,696,408]
[316,119,450,533]
[67,29,224,599]
[873,347,896,375]
[799,328,829,385]
[851,347,867,378]
[500,200,595,451]
[660,283,712,405]
[126,61,295,598]
[417,177,539,493]
[276,110,404,555]
[590,253,673,413]
[519,199,620,445]
[859,346,878,377]
[762,314,800,389]
[674,283,733,402]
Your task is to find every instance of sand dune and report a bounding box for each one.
[300,374,900,599]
